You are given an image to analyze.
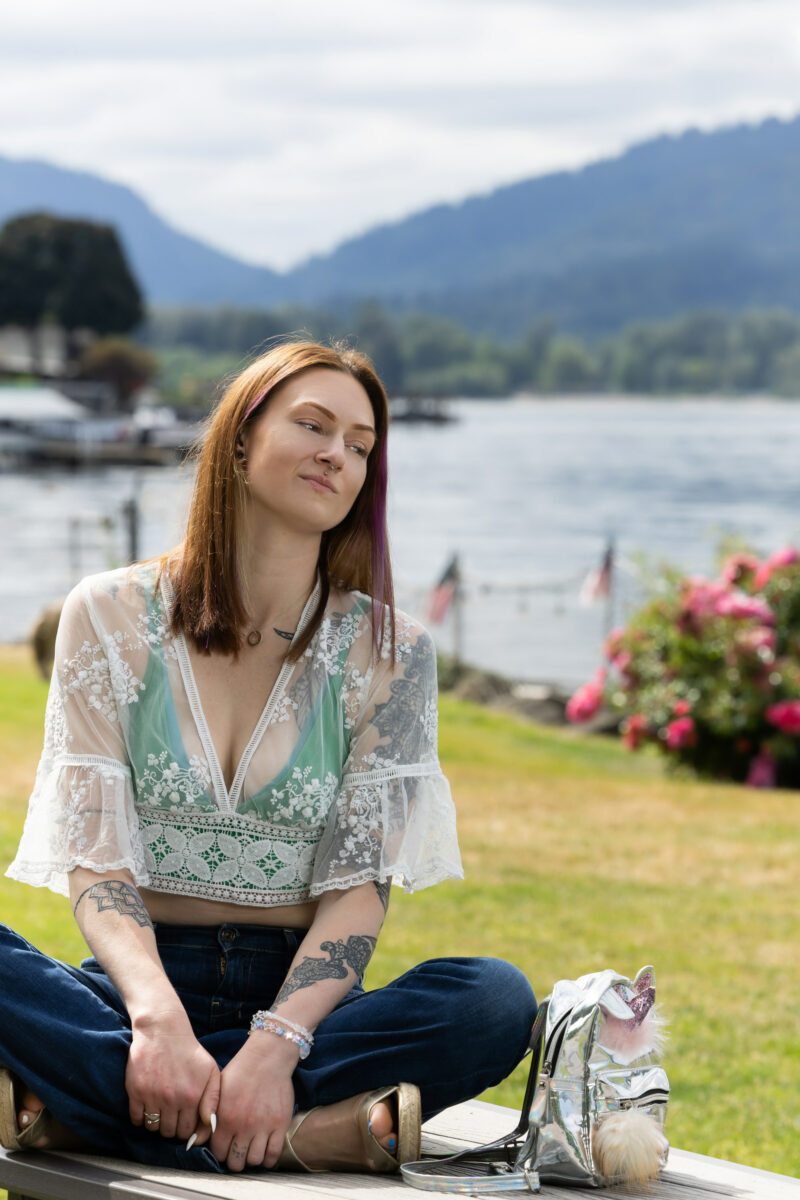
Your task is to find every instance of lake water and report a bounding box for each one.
[3,396,800,689]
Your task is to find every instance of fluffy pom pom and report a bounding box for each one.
[593,1109,668,1186]
[599,1004,669,1064]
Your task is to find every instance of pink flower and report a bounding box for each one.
[713,591,775,624]
[720,553,760,586]
[683,578,728,619]
[770,546,800,568]
[664,716,697,750]
[622,712,648,750]
[603,627,626,661]
[673,699,691,716]
[765,700,800,736]
[566,670,606,723]
[746,749,777,789]
[611,649,633,676]
[735,626,776,656]
[753,546,800,591]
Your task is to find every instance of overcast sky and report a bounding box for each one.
[2,0,800,271]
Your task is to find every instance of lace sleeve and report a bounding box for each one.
[310,619,463,895]
[6,578,146,897]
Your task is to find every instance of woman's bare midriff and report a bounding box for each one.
[140,888,318,930]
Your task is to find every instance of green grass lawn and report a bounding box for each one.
[1,647,798,1178]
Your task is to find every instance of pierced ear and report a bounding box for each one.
[234,436,247,466]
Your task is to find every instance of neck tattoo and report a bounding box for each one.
[245,626,295,647]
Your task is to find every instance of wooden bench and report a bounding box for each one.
[2,1100,798,1200]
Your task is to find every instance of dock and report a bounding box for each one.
[1,1100,797,1199]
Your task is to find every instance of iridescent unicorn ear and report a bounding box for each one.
[627,970,656,1027]
[597,966,667,1063]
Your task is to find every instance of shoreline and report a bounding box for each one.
[2,639,617,733]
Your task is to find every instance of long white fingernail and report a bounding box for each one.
[186,1133,197,1151]
[210,1113,217,1133]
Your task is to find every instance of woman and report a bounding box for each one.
[1,341,537,1175]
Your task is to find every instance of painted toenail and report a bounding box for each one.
[20,1113,31,1126]
[368,1119,373,1132]
[388,1136,396,1150]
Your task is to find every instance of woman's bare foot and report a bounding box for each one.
[365,1099,397,1154]
[18,1088,89,1151]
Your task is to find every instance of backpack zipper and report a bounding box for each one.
[618,1089,669,1109]
[541,1009,571,1075]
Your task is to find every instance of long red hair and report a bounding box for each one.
[165,340,394,659]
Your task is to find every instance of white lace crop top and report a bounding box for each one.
[7,563,463,905]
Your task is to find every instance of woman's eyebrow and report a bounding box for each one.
[297,400,376,436]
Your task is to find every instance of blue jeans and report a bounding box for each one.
[0,921,537,1172]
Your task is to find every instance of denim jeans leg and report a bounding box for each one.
[0,925,222,1172]
[294,956,537,1120]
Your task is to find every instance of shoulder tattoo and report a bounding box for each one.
[73,880,153,929]
[373,880,391,914]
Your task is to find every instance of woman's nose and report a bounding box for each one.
[316,438,346,470]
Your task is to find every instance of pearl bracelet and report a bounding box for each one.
[249,1014,312,1059]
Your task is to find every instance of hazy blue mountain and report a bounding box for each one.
[284,115,800,334]
[0,156,283,306]
[3,112,800,335]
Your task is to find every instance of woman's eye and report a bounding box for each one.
[298,420,321,432]
[348,443,369,458]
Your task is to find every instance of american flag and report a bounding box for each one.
[579,542,614,607]
[427,555,460,623]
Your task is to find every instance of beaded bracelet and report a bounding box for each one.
[249,1014,312,1059]
[257,1009,314,1044]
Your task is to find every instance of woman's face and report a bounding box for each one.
[240,367,377,536]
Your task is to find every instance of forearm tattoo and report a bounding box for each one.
[73,880,153,929]
[373,880,391,915]
[275,935,377,1003]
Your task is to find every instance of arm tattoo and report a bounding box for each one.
[73,880,153,929]
[275,935,377,1003]
[373,880,391,915]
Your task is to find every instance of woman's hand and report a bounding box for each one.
[207,1033,298,1170]
[126,1009,221,1142]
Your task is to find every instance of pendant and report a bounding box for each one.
[246,630,262,647]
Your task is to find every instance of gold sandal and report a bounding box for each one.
[276,1082,421,1173]
[0,1068,52,1151]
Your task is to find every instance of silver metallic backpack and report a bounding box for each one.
[402,966,669,1194]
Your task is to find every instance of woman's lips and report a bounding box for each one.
[301,474,336,493]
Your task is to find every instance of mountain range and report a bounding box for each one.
[2,112,800,337]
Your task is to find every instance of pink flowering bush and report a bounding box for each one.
[569,545,800,788]
[565,668,606,723]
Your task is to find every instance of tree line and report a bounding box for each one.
[6,212,800,406]
[144,302,800,402]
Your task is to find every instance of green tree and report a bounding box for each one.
[539,337,598,392]
[0,213,62,372]
[352,300,404,392]
[51,219,143,361]
[0,212,143,373]
[79,337,157,411]
[505,319,554,390]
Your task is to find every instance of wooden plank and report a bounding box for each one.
[1,1100,797,1200]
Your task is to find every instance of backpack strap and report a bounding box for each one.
[400,1002,549,1194]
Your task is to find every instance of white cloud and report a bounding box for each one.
[1,0,800,269]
